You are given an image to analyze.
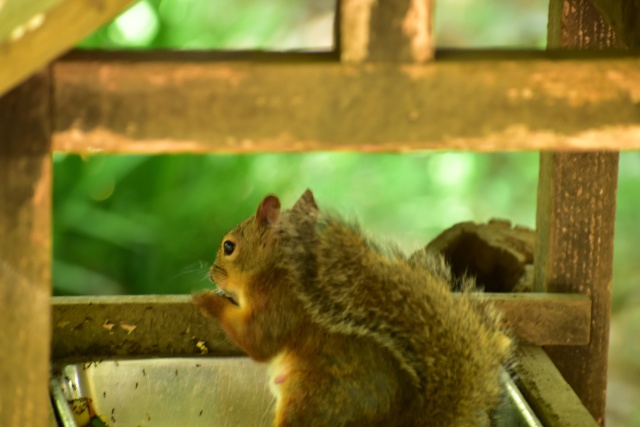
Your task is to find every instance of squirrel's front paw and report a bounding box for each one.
[192,291,228,319]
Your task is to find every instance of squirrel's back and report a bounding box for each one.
[277,193,511,426]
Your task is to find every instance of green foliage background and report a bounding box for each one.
[52,151,640,305]
[53,153,541,295]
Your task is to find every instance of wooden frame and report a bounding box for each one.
[0,0,633,425]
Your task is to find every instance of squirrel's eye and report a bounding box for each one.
[223,240,236,256]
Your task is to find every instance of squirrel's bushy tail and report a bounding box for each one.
[278,205,512,427]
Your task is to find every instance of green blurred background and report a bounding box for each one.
[53,153,542,295]
[54,0,640,424]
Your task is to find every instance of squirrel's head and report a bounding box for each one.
[209,189,318,309]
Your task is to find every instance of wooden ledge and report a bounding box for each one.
[513,344,599,427]
[52,295,243,362]
[51,293,591,360]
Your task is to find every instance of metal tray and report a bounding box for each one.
[51,357,541,427]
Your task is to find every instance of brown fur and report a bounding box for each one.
[193,189,511,427]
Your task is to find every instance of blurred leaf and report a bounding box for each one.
[53,260,126,296]
[53,153,541,295]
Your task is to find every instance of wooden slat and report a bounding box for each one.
[51,50,640,153]
[338,0,434,62]
[0,0,134,96]
[51,293,590,360]
[540,1,623,424]
[513,344,599,427]
[534,153,618,424]
[481,293,591,346]
[0,71,52,427]
[52,295,244,361]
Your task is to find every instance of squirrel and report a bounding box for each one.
[193,189,511,427]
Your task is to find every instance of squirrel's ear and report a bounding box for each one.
[256,195,281,228]
[292,189,318,216]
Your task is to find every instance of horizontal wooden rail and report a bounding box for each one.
[479,293,590,346]
[514,344,599,427]
[52,50,640,153]
[52,295,243,361]
[51,293,590,360]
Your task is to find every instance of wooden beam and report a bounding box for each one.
[338,0,434,63]
[52,295,245,361]
[0,0,135,97]
[481,293,591,346]
[513,344,599,427]
[51,293,590,360]
[540,1,623,424]
[52,50,640,153]
[0,71,52,427]
[534,153,618,424]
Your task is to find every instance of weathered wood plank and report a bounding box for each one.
[534,153,618,424]
[590,0,640,48]
[0,71,52,427]
[541,1,622,423]
[52,296,244,361]
[52,51,640,153]
[548,0,619,49]
[513,344,599,427]
[51,293,590,360]
[480,293,591,346]
[0,0,134,96]
[339,0,433,63]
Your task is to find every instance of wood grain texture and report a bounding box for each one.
[52,50,640,153]
[0,0,135,96]
[513,345,600,427]
[51,293,590,360]
[52,296,244,361]
[481,293,591,346]
[339,0,434,63]
[542,1,623,423]
[0,71,52,427]
[426,219,535,292]
[534,153,618,424]
[590,0,640,48]
[548,0,619,49]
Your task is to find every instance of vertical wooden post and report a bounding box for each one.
[548,0,619,49]
[0,71,52,425]
[537,2,622,424]
[338,0,434,63]
[535,153,618,425]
